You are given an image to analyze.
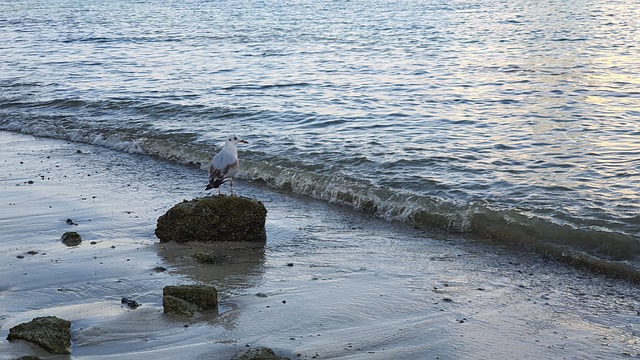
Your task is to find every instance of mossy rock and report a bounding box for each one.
[163,285,218,311]
[163,295,199,317]
[6,316,71,354]
[231,346,291,360]
[155,196,267,243]
[61,231,82,246]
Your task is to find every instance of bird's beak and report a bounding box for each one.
[240,140,248,144]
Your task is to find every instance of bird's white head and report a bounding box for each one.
[225,135,248,145]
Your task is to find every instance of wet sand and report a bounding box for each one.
[0,130,639,359]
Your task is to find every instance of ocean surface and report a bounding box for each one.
[1,0,639,275]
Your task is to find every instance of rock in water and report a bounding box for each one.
[163,295,199,317]
[155,196,267,243]
[162,284,218,316]
[231,346,291,360]
[121,297,140,309]
[6,316,71,354]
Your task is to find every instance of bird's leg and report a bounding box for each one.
[218,186,221,196]
[229,178,234,196]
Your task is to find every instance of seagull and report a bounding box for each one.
[205,135,248,195]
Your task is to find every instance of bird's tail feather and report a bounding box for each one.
[205,178,227,190]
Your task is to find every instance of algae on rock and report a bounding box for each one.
[6,316,71,354]
[155,196,267,243]
[163,295,199,317]
[162,284,218,317]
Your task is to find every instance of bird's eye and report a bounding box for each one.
[234,136,238,140]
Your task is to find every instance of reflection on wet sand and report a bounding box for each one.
[156,241,266,292]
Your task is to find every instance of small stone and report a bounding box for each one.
[121,297,140,309]
[61,231,82,246]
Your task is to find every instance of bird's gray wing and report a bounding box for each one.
[209,160,238,182]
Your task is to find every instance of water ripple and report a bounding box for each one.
[0,0,639,268]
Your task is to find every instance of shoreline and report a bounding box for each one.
[1,130,639,359]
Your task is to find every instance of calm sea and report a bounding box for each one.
[1,0,639,274]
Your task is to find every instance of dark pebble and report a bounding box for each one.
[121,297,140,309]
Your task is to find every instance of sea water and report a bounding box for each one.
[1,0,639,275]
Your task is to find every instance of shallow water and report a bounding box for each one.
[1,0,639,281]
[1,131,639,359]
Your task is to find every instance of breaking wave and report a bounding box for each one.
[1,94,639,280]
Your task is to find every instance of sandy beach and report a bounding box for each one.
[1,130,639,359]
